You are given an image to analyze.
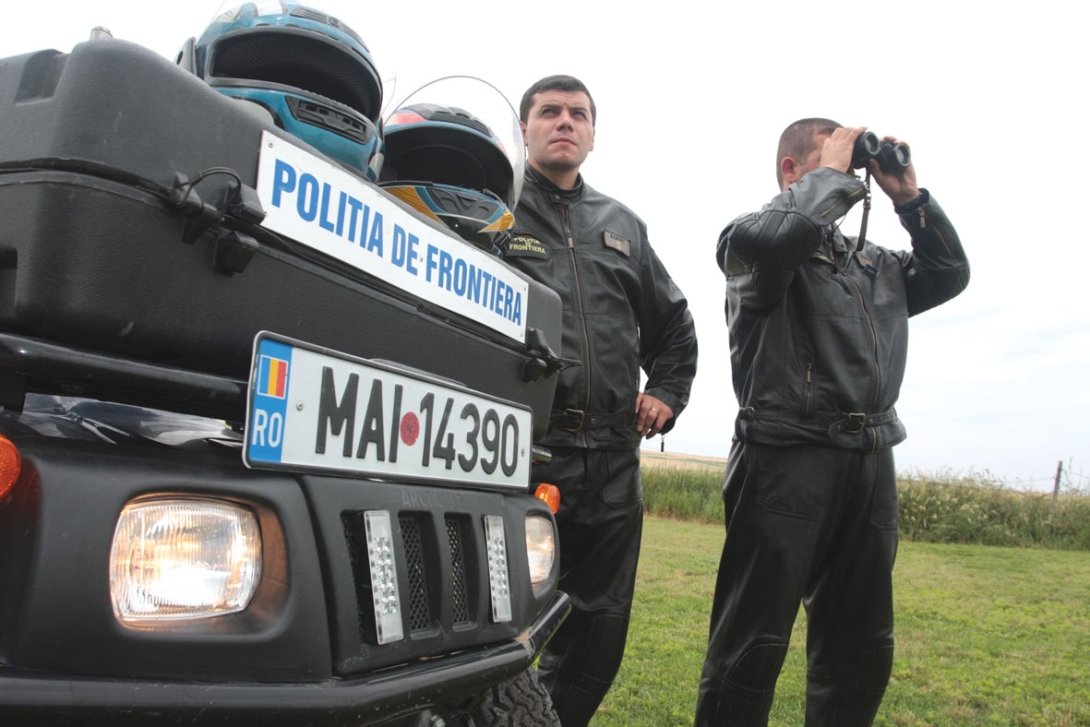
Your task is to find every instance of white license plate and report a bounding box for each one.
[243,332,531,491]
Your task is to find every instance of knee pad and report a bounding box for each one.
[541,611,630,687]
[725,640,790,694]
[805,644,894,726]
[808,643,893,696]
[537,612,631,727]
[696,641,789,727]
[845,643,894,698]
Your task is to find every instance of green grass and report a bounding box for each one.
[591,517,1090,727]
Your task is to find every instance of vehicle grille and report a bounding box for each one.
[399,515,431,632]
[342,509,478,648]
[446,516,471,625]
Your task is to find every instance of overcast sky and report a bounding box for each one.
[4,0,1086,491]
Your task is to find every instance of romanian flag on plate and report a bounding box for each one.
[259,355,289,399]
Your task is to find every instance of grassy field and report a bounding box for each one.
[591,517,1090,727]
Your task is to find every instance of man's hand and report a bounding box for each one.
[635,393,673,439]
[820,126,867,174]
[871,135,920,206]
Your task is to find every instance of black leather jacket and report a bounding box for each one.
[718,167,969,451]
[505,167,698,450]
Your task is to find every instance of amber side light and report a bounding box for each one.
[534,483,560,514]
[0,435,22,501]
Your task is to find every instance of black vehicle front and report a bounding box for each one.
[0,372,566,726]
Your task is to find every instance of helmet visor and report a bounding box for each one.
[385,77,525,207]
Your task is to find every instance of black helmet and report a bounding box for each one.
[379,79,524,252]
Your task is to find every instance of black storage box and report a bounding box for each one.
[0,39,561,438]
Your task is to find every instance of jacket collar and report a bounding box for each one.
[525,164,586,203]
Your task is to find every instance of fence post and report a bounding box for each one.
[1049,460,1063,522]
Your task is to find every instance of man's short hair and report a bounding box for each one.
[776,117,841,188]
[519,75,597,126]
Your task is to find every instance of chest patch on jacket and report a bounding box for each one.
[603,230,631,257]
[505,234,550,260]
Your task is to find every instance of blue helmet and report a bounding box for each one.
[379,87,524,253]
[179,1,384,180]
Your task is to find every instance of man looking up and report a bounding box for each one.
[503,75,698,726]
[694,119,969,726]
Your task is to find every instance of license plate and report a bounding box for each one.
[243,332,531,491]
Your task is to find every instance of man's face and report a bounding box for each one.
[522,89,596,176]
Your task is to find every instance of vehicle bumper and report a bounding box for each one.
[0,592,570,726]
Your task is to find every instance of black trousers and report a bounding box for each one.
[532,446,643,727]
[694,441,899,727]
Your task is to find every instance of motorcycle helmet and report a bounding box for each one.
[178,1,384,181]
[379,79,524,254]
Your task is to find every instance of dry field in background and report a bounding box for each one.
[640,449,727,473]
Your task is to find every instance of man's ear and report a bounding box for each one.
[521,121,528,146]
[780,156,800,190]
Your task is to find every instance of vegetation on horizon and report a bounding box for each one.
[641,462,1090,551]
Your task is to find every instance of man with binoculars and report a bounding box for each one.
[694,120,970,726]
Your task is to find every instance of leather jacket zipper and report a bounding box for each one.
[804,358,813,419]
[842,273,883,409]
[827,229,882,409]
[819,184,866,220]
[920,207,958,258]
[561,203,593,442]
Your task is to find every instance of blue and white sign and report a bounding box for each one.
[255,131,528,342]
[244,332,532,491]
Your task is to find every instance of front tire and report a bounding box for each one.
[467,668,560,727]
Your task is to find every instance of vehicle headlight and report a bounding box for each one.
[525,514,556,595]
[109,497,262,624]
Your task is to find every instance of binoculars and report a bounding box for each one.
[851,131,910,173]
